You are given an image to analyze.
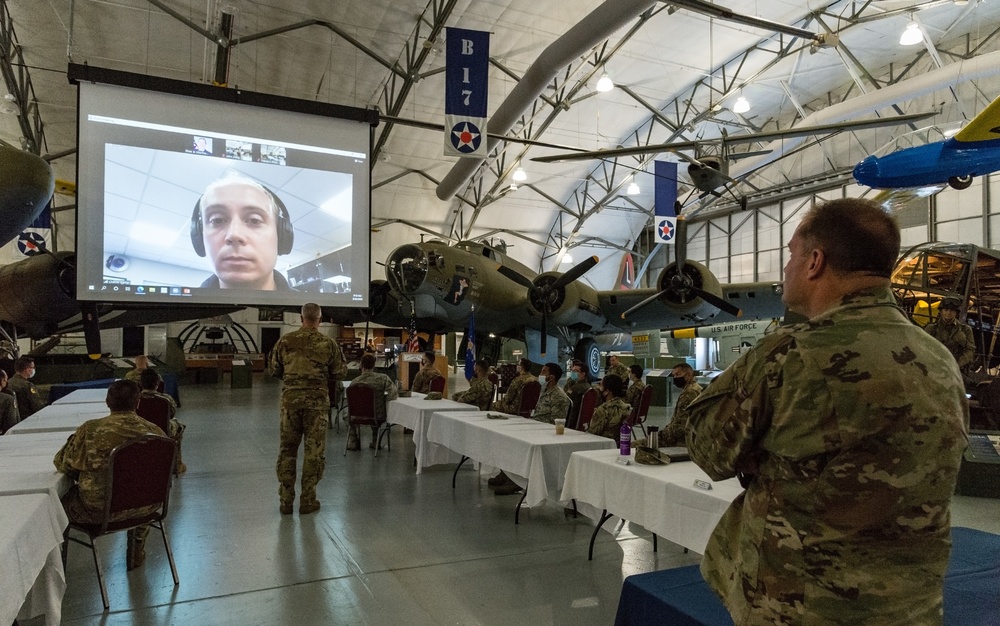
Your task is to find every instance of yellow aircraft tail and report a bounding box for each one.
[952,94,1000,144]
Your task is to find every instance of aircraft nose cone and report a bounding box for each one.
[853,155,879,186]
[385,244,427,295]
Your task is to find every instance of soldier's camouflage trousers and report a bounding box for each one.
[276,405,328,506]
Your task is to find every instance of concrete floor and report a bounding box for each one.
[53,373,1000,625]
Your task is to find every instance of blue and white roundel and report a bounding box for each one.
[657,218,676,243]
[17,231,46,256]
[450,121,483,154]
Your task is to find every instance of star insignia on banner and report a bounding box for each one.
[450,122,482,153]
[17,232,46,256]
[658,219,674,242]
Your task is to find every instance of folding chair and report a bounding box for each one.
[136,396,171,434]
[576,388,599,431]
[62,435,180,611]
[627,385,654,439]
[517,381,542,417]
[345,384,391,457]
[429,376,446,393]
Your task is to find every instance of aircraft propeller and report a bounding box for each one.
[621,215,742,321]
[497,255,599,355]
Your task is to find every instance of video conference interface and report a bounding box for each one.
[76,77,373,308]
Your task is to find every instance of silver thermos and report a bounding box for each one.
[646,426,659,448]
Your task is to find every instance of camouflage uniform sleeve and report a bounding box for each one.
[686,336,781,481]
[329,338,348,382]
[54,428,87,479]
[0,394,18,433]
[499,376,526,413]
[384,374,399,402]
[269,339,285,379]
[958,324,975,369]
[659,385,699,446]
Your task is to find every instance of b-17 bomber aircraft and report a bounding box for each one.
[379,221,785,378]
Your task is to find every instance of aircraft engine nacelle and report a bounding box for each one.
[0,251,81,337]
[528,272,608,333]
[653,259,725,322]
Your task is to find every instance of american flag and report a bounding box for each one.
[405,313,420,352]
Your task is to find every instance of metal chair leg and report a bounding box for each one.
[157,521,180,586]
[90,535,109,611]
[452,455,470,488]
[514,484,528,524]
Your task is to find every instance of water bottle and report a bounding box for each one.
[619,421,631,456]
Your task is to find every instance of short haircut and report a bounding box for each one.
[518,357,532,371]
[301,303,322,320]
[14,356,34,373]
[107,379,142,412]
[629,364,644,379]
[602,374,625,397]
[571,359,585,371]
[0,369,7,382]
[475,358,490,372]
[796,198,900,277]
[423,351,436,364]
[360,353,376,370]
[672,363,694,376]
[202,172,278,218]
[138,368,162,390]
[133,355,149,368]
[543,362,563,381]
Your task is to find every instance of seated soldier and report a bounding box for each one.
[124,355,151,382]
[530,362,571,424]
[0,369,19,434]
[347,353,398,451]
[453,359,493,410]
[138,369,188,474]
[8,355,45,418]
[625,364,646,410]
[564,359,593,428]
[496,358,535,414]
[587,374,631,440]
[54,380,165,570]
[410,351,443,393]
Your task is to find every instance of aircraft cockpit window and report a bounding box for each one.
[873,122,965,158]
[891,251,968,293]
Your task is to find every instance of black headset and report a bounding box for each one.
[190,183,294,257]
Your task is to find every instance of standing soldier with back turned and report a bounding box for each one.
[270,303,347,515]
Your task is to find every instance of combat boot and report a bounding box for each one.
[346,427,361,451]
[126,528,147,570]
[299,500,321,514]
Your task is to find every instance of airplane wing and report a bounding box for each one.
[869,184,947,212]
[596,281,786,332]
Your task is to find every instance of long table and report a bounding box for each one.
[427,410,615,520]
[6,403,109,435]
[0,431,74,625]
[386,395,476,473]
[560,448,744,558]
[51,388,109,405]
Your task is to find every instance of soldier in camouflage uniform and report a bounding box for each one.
[347,353,398,451]
[124,354,150,382]
[658,363,702,447]
[587,374,631,439]
[531,362,572,424]
[270,303,347,515]
[410,351,443,393]
[496,358,535,414]
[624,364,647,410]
[687,199,968,626]
[605,354,628,381]
[0,369,20,434]
[453,359,494,410]
[138,369,187,473]
[54,380,165,570]
[8,355,45,419]
[564,359,594,428]
[925,298,976,372]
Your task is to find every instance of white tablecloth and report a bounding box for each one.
[0,431,72,504]
[6,403,108,435]
[560,448,744,554]
[427,410,614,507]
[0,493,68,626]
[386,395,476,473]
[51,388,109,405]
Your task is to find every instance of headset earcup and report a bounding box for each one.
[270,193,294,255]
[191,201,206,257]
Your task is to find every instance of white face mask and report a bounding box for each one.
[538,374,548,386]
[27,368,35,379]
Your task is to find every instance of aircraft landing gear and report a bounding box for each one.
[948,175,973,190]
[574,338,601,381]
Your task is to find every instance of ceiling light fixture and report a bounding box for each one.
[733,95,751,114]
[596,72,614,93]
[899,22,923,46]
[508,182,518,192]
[561,254,573,264]
[512,167,527,182]
[627,176,640,195]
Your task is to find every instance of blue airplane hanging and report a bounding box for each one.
[853,94,1000,192]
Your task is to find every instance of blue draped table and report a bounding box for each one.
[615,526,1000,626]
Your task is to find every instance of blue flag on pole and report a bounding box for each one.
[654,161,678,244]
[464,308,476,381]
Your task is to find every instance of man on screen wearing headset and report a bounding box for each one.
[191,173,296,290]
